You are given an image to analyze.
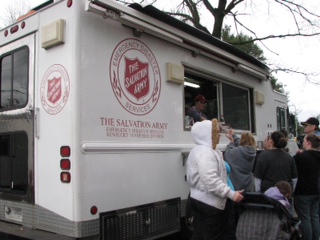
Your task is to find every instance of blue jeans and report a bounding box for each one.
[294,195,320,240]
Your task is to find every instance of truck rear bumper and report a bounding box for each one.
[0,221,76,240]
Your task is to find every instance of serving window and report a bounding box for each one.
[184,72,254,132]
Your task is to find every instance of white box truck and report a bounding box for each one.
[0,0,291,239]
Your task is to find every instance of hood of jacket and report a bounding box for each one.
[264,186,291,208]
[191,120,213,148]
[265,187,285,201]
[238,145,256,161]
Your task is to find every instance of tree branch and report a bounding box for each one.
[233,32,320,44]
[271,67,320,85]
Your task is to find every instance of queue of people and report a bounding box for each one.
[186,115,320,240]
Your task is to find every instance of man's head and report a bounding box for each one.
[194,95,207,111]
[301,117,319,134]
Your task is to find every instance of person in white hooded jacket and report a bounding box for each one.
[186,119,244,240]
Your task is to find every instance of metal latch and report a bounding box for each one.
[181,152,189,166]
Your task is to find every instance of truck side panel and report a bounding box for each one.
[0,0,289,239]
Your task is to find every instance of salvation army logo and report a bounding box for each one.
[110,38,161,115]
[40,64,70,115]
[124,57,150,100]
[47,77,62,104]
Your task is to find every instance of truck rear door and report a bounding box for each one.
[0,34,35,204]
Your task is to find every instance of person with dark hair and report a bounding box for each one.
[280,129,289,139]
[187,95,207,123]
[293,134,320,240]
[280,129,290,152]
[299,117,320,224]
[254,131,298,192]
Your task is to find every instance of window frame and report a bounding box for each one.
[183,71,255,132]
[276,107,287,131]
[0,131,29,194]
[220,82,253,131]
[0,46,29,111]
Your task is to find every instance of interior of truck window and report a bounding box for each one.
[184,73,218,130]
[183,72,254,132]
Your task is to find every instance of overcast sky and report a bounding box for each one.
[1,0,320,122]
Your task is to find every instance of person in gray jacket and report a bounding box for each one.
[186,119,244,240]
[224,130,257,192]
[223,130,257,240]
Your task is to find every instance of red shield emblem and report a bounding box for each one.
[124,57,149,100]
[47,77,62,104]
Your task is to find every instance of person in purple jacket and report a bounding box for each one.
[264,181,292,210]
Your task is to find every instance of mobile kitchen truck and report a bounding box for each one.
[0,0,289,239]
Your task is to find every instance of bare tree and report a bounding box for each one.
[116,1,320,40]
[159,1,320,41]
[116,0,320,84]
[115,1,320,52]
[0,0,31,28]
